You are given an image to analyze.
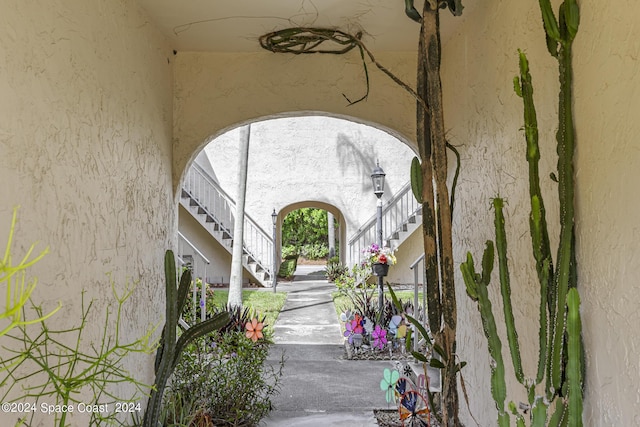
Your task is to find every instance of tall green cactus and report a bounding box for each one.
[143,250,229,427]
[461,242,510,427]
[462,1,583,425]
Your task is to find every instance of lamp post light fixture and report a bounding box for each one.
[371,162,386,312]
[271,209,278,293]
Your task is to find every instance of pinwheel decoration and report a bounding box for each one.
[398,390,430,426]
[388,315,403,335]
[394,376,412,401]
[371,324,388,350]
[379,368,400,404]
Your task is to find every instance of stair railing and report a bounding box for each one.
[347,182,420,266]
[183,163,274,281]
[177,231,210,323]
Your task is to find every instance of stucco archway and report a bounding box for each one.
[276,201,348,268]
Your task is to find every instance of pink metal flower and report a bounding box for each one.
[372,324,388,350]
[245,318,264,342]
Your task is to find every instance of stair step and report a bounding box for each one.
[222,232,232,240]
[197,207,206,215]
[181,189,190,199]
[189,199,198,207]
[407,215,416,224]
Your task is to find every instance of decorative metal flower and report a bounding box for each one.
[344,319,359,344]
[371,324,388,350]
[245,318,264,342]
[363,316,374,335]
[353,314,364,335]
[396,324,408,339]
[402,363,414,378]
[388,315,403,335]
[398,390,430,426]
[380,368,400,403]
[340,309,354,323]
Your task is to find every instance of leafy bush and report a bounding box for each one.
[298,242,329,260]
[334,264,379,321]
[277,257,297,279]
[164,331,283,427]
[282,208,328,248]
[325,256,347,281]
[281,245,299,259]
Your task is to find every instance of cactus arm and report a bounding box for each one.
[493,198,525,385]
[461,242,509,426]
[172,312,229,371]
[538,0,561,42]
[516,50,555,387]
[566,288,583,427]
[531,396,549,427]
[144,250,179,427]
[550,17,578,396]
[548,399,567,427]
[176,267,192,315]
[509,402,526,427]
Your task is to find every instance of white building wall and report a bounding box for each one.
[0,1,173,423]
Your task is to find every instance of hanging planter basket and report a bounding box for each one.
[372,263,390,277]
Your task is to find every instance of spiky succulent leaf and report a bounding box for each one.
[410,157,423,203]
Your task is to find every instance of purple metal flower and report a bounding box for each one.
[372,324,388,350]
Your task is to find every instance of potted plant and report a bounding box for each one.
[364,243,397,277]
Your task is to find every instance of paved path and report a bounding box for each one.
[260,265,392,427]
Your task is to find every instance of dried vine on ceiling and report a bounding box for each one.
[259,27,426,109]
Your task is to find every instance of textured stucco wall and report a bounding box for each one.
[0,0,173,421]
[173,51,418,190]
[441,1,640,425]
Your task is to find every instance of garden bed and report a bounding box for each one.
[374,409,441,427]
[343,340,416,362]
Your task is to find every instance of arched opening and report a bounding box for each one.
[177,114,421,287]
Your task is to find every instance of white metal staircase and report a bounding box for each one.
[347,182,422,267]
[180,163,275,287]
[180,162,421,285]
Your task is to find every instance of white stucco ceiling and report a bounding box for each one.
[136,1,471,53]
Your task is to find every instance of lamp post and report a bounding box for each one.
[271,209,278,293]
[371,162,386,312]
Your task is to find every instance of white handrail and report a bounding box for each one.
[409,253,427,352]
[347,182,420,267]
[183,163,274,279]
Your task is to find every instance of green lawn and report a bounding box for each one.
[209,290,287,331]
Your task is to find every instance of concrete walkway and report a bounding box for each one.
[260,265,393,427]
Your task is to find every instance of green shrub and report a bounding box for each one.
[278,257,297,279]
[281,245,299,259]
[164,331,283,427]
[298,242,329,260]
